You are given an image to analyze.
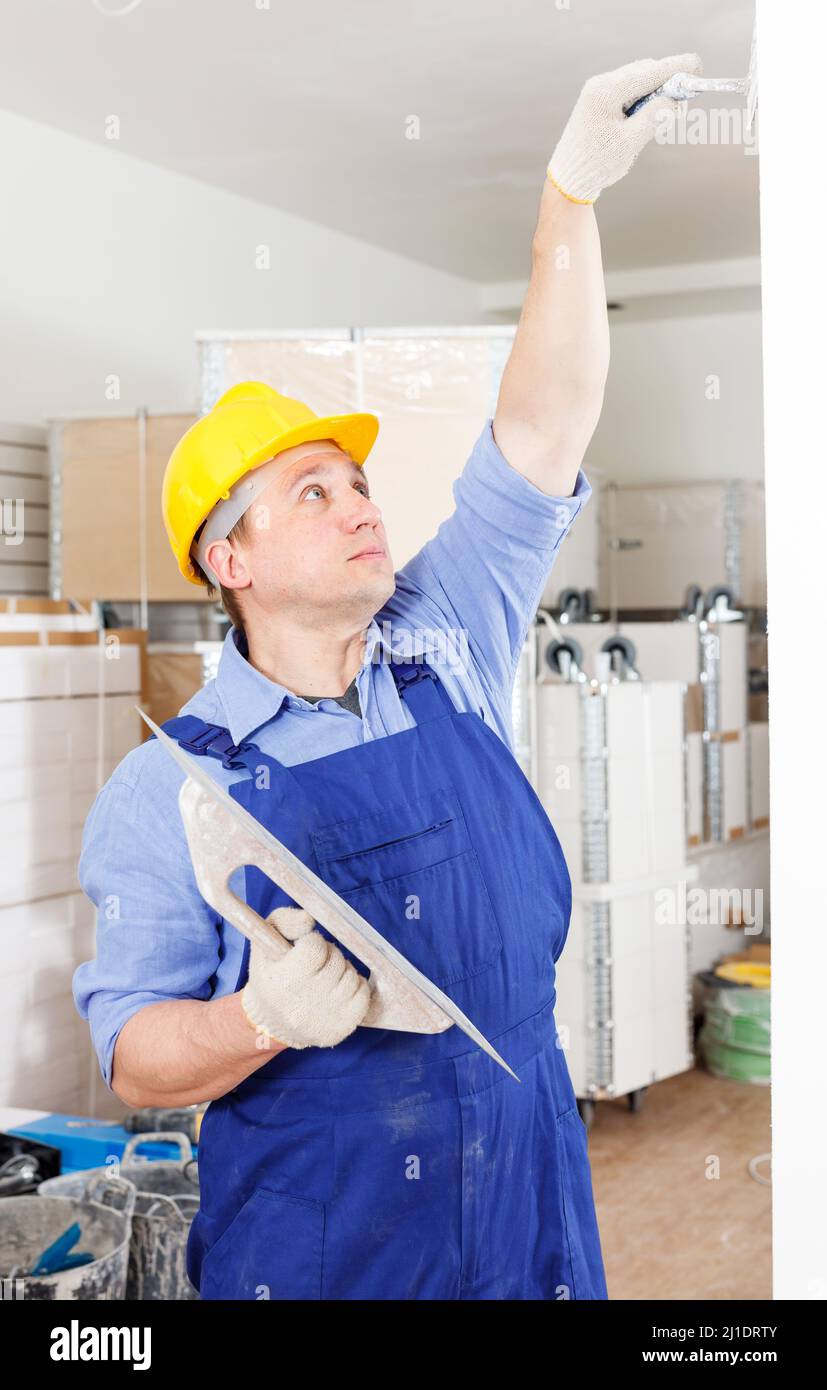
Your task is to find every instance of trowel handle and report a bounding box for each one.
[178,779,293,963]
[196,862,292,963]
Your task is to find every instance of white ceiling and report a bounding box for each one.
[1,0,759,282]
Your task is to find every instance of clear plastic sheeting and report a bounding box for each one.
[603,478,767,610]
[198,331,501,419]
[195,330,600,588]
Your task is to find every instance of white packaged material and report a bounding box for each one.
[0,613,97,633]
[0,839,86,908]
[0,642,141,700]
[538,617,751,851]
[540,619,748,734]
[0,643,142,901]
[0,628,144,1109]
[525,650,695,1105]
[0,697,140,781]
[610,621,747,732]
[554,886,694,1099]
[537,680,686,884]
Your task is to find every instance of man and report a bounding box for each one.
[74,54,698,1300]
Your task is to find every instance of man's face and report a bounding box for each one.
[215,438,395,623]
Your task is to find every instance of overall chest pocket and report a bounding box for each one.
[312,787,502,988]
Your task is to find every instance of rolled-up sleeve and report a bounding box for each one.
[72,757,222,1091]
[393,416,592,698]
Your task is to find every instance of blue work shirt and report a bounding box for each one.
[72,418,592,1089]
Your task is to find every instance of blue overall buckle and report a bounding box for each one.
[394,663,436,690]
[177,724,252,770]
[177,724,229,756]
[219,741,257,771]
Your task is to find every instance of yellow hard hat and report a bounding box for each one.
[162,381,380,585]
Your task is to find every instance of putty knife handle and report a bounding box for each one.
[178,779,293,963]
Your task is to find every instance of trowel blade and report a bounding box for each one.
[137,707,519,1082]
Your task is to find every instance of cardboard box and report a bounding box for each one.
[0,598,75,613]
[50,414,203,602]
[145,647,207,729]
[685,682,704,735]
[722,943,771,964]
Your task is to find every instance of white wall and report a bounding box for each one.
[0,109,481,425]
[0,104,766,491]
[587,309,765,485]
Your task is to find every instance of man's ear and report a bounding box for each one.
[204,538,251,590]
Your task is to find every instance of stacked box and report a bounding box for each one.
[538,619,750,844]
[532,676,695,1104]
[0,626,143,1116]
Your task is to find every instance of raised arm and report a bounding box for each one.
[494,185,609,500]
[493,52,701,498]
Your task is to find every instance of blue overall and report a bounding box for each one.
[163,658,608,1301]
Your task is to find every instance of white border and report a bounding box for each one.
[758,0,827,1300]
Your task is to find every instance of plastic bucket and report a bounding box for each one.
[38,1132,200,1300]
[0,1174,134,1299]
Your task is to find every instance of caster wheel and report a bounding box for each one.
[627,1088,647,1114]
[578,1098,596,1130]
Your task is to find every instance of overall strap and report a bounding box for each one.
[159,715,273,777]
[161,662,454,768]
[389,660,455,723]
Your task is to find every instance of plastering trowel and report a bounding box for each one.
[137,708,518,1081]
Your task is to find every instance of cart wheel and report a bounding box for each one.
[578,1098,595,1130]
[627,1088,647,1114]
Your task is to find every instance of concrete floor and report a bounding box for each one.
[587,1064,772,1300]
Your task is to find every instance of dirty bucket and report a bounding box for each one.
[39,1132,200,1301]
[0,1174,134,1299]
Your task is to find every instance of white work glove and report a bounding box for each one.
[241,905,372,1049]
[546,53,702,204]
